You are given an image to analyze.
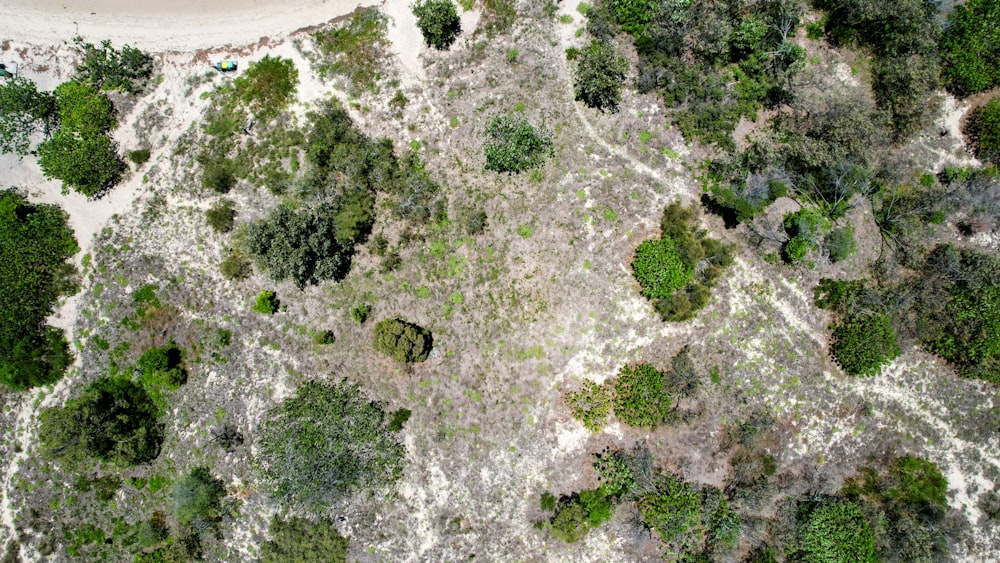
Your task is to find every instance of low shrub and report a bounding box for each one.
[483,115,554,173]
[830,313,899,376]
[72,38,154,94]
[201,160,236,194]
[233,55,299,118]
[351,303,372,324]
[372,318,433,362]
[220,251,252,281]
[137,342,187,389]
[205,199,236,233]
[632,236,693,300]
[797,500,877,563]
[966,97,1000,164]
[252,290,279,314]
[173,467,226,529]
[566,380,612,431]
[261,516,349,563]
[128,148,151,165]
[824,225,856,262]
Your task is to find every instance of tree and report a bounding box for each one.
[830,313,900,376]
[72,39,153,94]
[632,236,693,299]
[173,467,226,530]
[0,76,56,156]
[798,500,877,563]
[262,517,349,563]
[574,40,629,112]
[246,204,355,288]
[256,380,406,509]
[412,0,462,50]
[372,318,433,362]
[940,0,1000,96]
[483,115,554,173]
[39,377,164,466]
[966,97,1000,164]
[0,190,78,390]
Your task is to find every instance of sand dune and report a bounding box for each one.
[0,0,377,51]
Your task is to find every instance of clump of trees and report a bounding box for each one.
[261,516,349,562]
[631,202,733,321]
[483,115,554,173]
[0,190,78,390]
[412,0,462,50]
[567,347,698,430]
[372,318,433,363]
[573,40,629,112]
[256,380,406,509]
[39,376,164,466]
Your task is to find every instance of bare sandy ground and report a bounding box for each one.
[0,0,378,51]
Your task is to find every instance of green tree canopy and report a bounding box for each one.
[574,40,629,112]
[0,190,78,389]
[40,376,164,466]
[256,380,406,509]
[967,97,1000,164]
[940,0,1000,96]
[372,318,433,363]
[412,0,462,50]
[798,500,877,563]
[261,517,349,563]
[234,55,299,118]
[0,77,56,156]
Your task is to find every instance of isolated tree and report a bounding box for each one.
[247,204,355,288]
[256,380,406,509]
[39,377,164,466]
[373,318,433,362]
[0,76,56,156]
[574,40,629,112]
[412,0,462,50]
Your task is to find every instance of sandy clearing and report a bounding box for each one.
[0,0,378,51]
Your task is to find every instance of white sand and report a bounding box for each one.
[0,0,378,51]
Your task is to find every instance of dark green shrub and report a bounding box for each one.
[261,516,349,563]
[137,342,187,389]
[388,408,411,431]
[483,115,554,173]
[966,97,1000,164]
[233,55,299,118]
[638,472,703,543]
[940,0,1000,96]
[540,491,557,511]
[129,148,151,164]
[201,160,236,194]
[830,313,899,376]
[39,377,163,466]
[72,39,153,94]
[798,500,877,563]
[0,190,78,390]
[612,363,672,429]
[545,487,615,543]
[372,318,433,362]
[351,303,372,324]
[574,40,629,112]
[257,380,406,509]
[205,199,236,233]
[412,0,462,50]
[173,467,226,529]
[253,290,279,314]
[0,76,57,156]
[566,380,612,431]
[824,225,856,262]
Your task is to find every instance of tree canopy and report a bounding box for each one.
[0,190,78,390]
[256,380,406,509]
[573,40,629,112]
[373,318,433,363]
[412,0,462,50]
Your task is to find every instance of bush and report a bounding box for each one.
[136,512,169,548]
[72,39,154,94]
[574,40,629,112]
[201,160,236,194]
[173,467,226,530]
[613,364,672,429]
[261,517,349,563]
[37,82,124,197]
[351,303,372,324]
[465,209,488,235]
[483,115,554,173]
[824,225,856,262]
[205,199,236,233]
[783,207,828,265]
[549,501,589,543]
[546,487,615,543]
[39,377,163,466]
[830,313,899,376]
[247,204,356,288]
[566,380,613,431]
[966,97,1000,164]
[638,472,703,543]
[940,0,1000,96]
[634,202,733,321]
[137,342,187,389]
[253,290,279,314]
[798,500,877,563]
[220,250,252,281]
[233,55,299,118]
[0,190,78,390]
[413,0,462,50]
[373,318,433,362]
[257,380,406,509]
[128,148,151,164]
[312,7,390,94]
[606,0,658,35]
[632,236,693,300]
[0,76,56,156]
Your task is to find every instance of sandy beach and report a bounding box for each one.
[0,0,377,50]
